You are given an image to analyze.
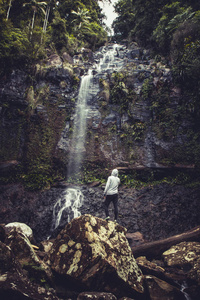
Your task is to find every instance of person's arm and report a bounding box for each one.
[104,177,111,196]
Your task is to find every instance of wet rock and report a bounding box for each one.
[63,52,73,64]
[0,241,59,300]
[46,214,144,298]
[46,54,62,66]
[5,228,40,264]
[0,225,6,242]
[136,257,165,277]
[102,112,117,126]
[126,232,145,247]
[0,241,15,272]
[145,275,185,300]
[0,69,28,105]
[5,228,53,287]
[77,291,117,299]
[40,240,53,253]
[163,241,200,284]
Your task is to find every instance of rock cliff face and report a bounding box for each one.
[0,182,200,244]
[0,43,199,188]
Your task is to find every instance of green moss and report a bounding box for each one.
[0,106,24,161]
[22,262,51,288]
[18,97,68,190]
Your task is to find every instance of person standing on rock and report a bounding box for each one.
[104,169,120,222]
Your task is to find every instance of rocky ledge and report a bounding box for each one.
[1,216,200,299]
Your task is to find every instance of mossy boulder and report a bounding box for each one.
[46,214,144,298]
[163,241,200,285]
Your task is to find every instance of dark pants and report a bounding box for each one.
[104,194,118,220]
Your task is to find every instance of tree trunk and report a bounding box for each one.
[6,0,12,20]
[30,10,36,39]
[41,6,50,43]
[132,226,200,259]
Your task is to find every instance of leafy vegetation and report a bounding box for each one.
[0,0,108,76]
[112,1,200,120]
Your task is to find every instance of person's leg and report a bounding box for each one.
[112,194,118,221]
[104,195,112,219]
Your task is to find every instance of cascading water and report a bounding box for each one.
[52,44,127,230]
[67,43,125,181]
[67,69,93,180]
[51,188,84,230]
[180,281,191,300]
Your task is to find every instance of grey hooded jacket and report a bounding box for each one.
[104,169,120,196]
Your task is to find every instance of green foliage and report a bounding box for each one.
[49,11,68,51]
[113,0,164,45]
[20,93,67,190]
[121,121,146,143]
[120,169,200,189]
[170,20,200,120]
[110,72,134,112]
[113,0,200,53]
[153,3,195,54]
[113,0,135,39]
[84,21,107,49]
[22,262,50,288]
[0,0,108,75]
[141,77,153,100]
[0,20,30,75]
[0,105,23,161]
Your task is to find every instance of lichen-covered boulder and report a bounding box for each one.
[5,228,39,265]
[46,214,144,298]
[5,222,33,241]
[5,228,53,287]
[163,241,200,284]
[136,256,165,277]
[0,241,59,300]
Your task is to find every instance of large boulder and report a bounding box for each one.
[145,275,185,300]
[0,241,59,300]
[5,222,33,241]
[163,241,200,285]
[46,214,144,298]
[5,228,53,288]
[5,228,40,265]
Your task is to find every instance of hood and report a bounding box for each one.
[111,169,118,177]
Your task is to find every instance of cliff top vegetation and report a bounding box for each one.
[0,0,108,76]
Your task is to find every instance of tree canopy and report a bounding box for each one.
[112,0,200,119]
[0,0,109,76]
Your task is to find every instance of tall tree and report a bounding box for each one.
[71,7,91,36]
[23,0,47,38]
[6,0,13,20]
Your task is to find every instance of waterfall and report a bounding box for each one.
[67,44,125,181]
[53,44,127,231]
[67,69,93,180]
[52,188,84,230]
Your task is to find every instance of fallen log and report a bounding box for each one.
[132,226,200,259]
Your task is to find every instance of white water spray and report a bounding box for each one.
[52,188,84,229]
[67,69,93,179]
[180,281,191,300]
